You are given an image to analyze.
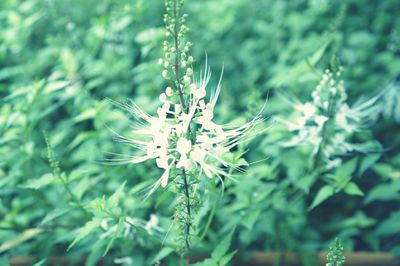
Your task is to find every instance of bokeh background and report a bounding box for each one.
[1,0,400,265]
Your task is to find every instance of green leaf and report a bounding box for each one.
[40,207,71,226]
[109,181,126,208]
[308,185,335,210]
[19,173,54,189]
[150,247,174,264]
[211,229,235,261]
[220,250,238,266]
[374,211,400,237]
[335,158,358,180]
[364,180,400,204]
[358,154,381,176]
[103,217,125,256]
[241,209,260,230]
[32,259,46,266]
[343,182,364,196]
[68,218,101,251]
[0,229,43,253]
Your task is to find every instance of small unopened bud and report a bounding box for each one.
[162,70,168,78]
[165,86,173,96]
[186,68,193,76]
[158,58,163,65]
[159,93,167,102]
[188,56,193,63]
[183,75,190,84]
[181,60,187,67]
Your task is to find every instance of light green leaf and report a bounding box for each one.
[68,218,101,251]
[308,185,335,210]
[109,181,126,207]
[32,259,46,266]
[358,154,381,176]
[40,207,71,226]
[364,180,400,204]
[241,209,260,230]
[220,250,237,266]
[374,211,400,236]
[103,217,125,256]
[0,229,43,253]
[150,247,174,264]
[335,158,358,180]
[19,173,54,189]
[212,229,235,261]
[344,182,364,196]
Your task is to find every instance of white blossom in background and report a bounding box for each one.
[109,64,264,196]
[279,68,381,169]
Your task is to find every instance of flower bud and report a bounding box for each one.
[165,86,173,96]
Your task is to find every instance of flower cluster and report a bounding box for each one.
[111,65,263,195]
[280,68,379,169]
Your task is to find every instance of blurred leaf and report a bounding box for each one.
[308,185,335,210]
[19,173,54,190]
[364,180,400,204]
[343,182,364,196]
[212,229,235,261]
[150,247,174,264]
[0,229,43,253]
[68,218,101,251]
[103,217,125,256]
[241,209,260,230]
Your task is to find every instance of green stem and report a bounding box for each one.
[200,200,216,240]
[172,0,186,110]
[181,169,191,250]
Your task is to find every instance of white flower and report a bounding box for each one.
[108,63,264,197]
[279,67,381,169]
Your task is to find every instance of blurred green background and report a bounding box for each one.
[1,0,400,265]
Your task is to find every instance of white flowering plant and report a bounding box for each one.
[105,0,264,257]
[276,65,383,209]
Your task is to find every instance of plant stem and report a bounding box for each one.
[169,0,193,251]
[181,169,191,249]
[172,0,186,110]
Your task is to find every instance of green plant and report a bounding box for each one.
[326,238,346,266]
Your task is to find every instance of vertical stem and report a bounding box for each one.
[169,0,192,251]
[182,169,191,249]
[172,0,186,110]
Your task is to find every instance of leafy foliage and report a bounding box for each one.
[1,0,399,265]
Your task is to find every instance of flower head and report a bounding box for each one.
[109,64,264,196]
[279,67,381,169]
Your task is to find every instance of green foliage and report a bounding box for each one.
[0,0,399,265]
[326,238,345,266]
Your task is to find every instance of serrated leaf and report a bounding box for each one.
[68,218,101,251]
[212,229,235,261]
[344,182,364,196]
[308,185,335,210]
